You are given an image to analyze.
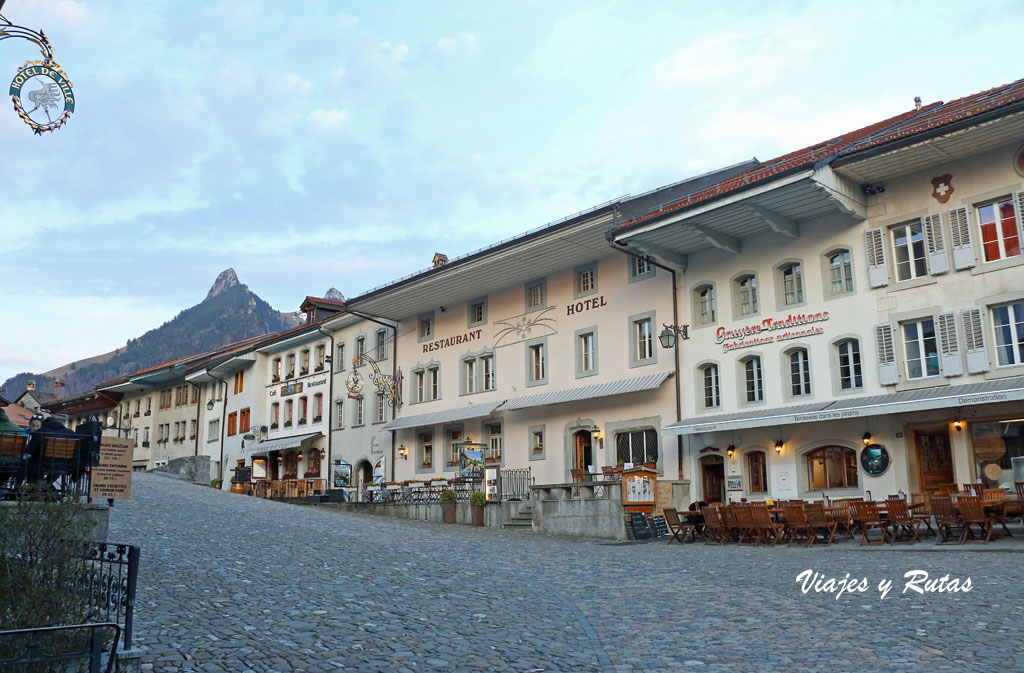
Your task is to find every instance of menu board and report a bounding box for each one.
[89,436,135,500]
[624,473,654,503]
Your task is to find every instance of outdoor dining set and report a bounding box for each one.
[663,482,1024,547]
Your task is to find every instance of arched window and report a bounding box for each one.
[700,364,720,408]
[306,449,322,478]
[735,275,758,315]
[298,396,308,424]
[270,403,280,429]
[283,451,298,480]
[741,355,763,403]
[806,446,858,489]
[747,451,767,493]
[780,263,804,305]
[826,249,853,295]
[694,284,716,324]
[835,339,863,390]
[284,399,293,426]
[787,348,811,397]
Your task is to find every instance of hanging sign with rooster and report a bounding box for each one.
[9,60,74,133]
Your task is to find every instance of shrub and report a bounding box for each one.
[470,492,486,506]
[210,478,223,489]
[440,489,456,502]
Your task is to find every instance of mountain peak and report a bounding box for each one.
[324,287,345,302]
[207,268,240,299]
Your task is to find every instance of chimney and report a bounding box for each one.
[26,380,35,391]
[432,253,449,268]
[914,96,921,111]
[53,377,65,400]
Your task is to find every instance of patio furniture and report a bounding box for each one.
[702,505,725,545]
[931,496,965,544]
[602,466,616,480]
[886,500,922,544]
[909,493,936,537]
[827,500,856,540]
[750,502,782,546]
[982,489,1013,537]
[850,501,890,546]
[784,503,811,547]
[937,484,958,496]
[957,495,995,544]
[663,508,696,544]
[721,505,740,544]
[805,502,838,546]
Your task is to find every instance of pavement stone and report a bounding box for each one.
[110,473,1024,672]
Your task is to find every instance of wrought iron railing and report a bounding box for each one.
[497,468,533,501]
[361,478,483,504]
[76,543,139,649]
[0,623,120,673]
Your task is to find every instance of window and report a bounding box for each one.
[335,400,344,428]
[271,403,280,429]
[191,386,199,404]
[417,314,434,341]
[903,318,939,379]
[747,451,767,493]
[314,393,323,421]
[283,452,298,480]
[836,339,863,390]
[298,397,308,424]
[525,279,546,312]
[574,263,597,298]
[375,330,387,360]
[977,198,1021,262]
[134,399,140,415]
[208,419,219,440]
[287,354,296,378]
[143,426,150,443]
[446,428,463,467]
[891,222,928,281]
[788,348,811,396]
[354,397,364,425]
[375,391,386,423]
[316,344,326,371]
[530,427,545,457]
[356,337,365,361]
[527,341,546,385]
[486,423,502,463]
[806,446,858,489]
[695,285,716,324]
[468,297,487,327]
[481,355,494,391]
[615,429,658,465]
[463,358,476,394]
[577,330,596,377]
[736,275,758,315]
[630,256,654,282]
[145,397,152,413]
[827,250,854,295]
[300,349,310,375]
[414,366,440,402]
[419,432,433,468]
[233,370,244,395]
[285,399,293,426]
[631,315,655,366]
[227,412,237,436]
[992,301,1024,367]
[701,364,720,409]
[306,449,321,478]
[336,344,346,371]
[239,408,250,434]
[743,356,763,403]
[273,358,282,382]
[780,263,804,305]
[189,420,196,438]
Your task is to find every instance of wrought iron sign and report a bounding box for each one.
[345,353,402,408]
[2,6,75,134]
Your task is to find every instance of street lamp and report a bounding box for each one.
[658,323,689,349]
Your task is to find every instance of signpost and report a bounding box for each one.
[89,436,135,500]
[1,4,75,133]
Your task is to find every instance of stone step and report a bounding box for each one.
[502,521,534,530]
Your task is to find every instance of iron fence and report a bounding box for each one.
[75,543,139,649]
[362,478,484,504]
[497,468,533,501]
[0,623,120,673]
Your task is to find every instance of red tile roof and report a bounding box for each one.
[302,295,346,308]
[838,79,1024,157]
[3,403,33,428]
[615,103,940,231]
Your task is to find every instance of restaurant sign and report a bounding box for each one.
[715,311,830,353]
[89,436,134,500]
[10,60,75,134]
[280,382,303,397]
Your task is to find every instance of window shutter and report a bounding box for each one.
[936,311,962,377]
[961,307,989,373]
[948,206,976,270]
[875,323,898,385]
[864,228,889,288]
[922,213,949,275]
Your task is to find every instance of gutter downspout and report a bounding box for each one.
[606,208,686,481]
[342,309,400,482]
[316,325,335,483]
[208,372,229,482]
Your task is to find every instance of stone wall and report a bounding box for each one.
[319,500,521,528]
[531,482,628,540]
[154,455,211,485]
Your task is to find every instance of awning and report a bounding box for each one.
[245,432,322,456]
[498,371,673,412]
[382,402,503,431]
[664,376,1024,436]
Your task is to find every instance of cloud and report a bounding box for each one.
[308,107,349,132]
[436,32,476,53]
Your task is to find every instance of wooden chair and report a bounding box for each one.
[805,502,838,546]
[1007,482,1024,520]
[909,493,936,537]
[957,495,994,544]
[827,500,855,541]
[663,508,696,544]
[962,483,981,495]
[850,500,890,546]
[570,469,583,483]
[721,505,740,544]
[702,505,725,545]
[601,466,616,481]
[0,433,27,461]
[937,484,958,496]
[785,503,812,547]
[733,505,760,545]
[931,496,965,544]
[886,500,923,544]
[750,502,782,545]
[982,489,1012,537]
[270,480,284,498]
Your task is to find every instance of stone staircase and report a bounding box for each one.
[502,501,534,531]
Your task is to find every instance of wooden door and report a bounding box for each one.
[701,457,725,503]
[574,431,593,479]
[916,431,953,493]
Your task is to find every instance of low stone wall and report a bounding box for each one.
[319,500,520,528]
[0,500,109,542]
[531,482,628,541]
[154,455,211,485]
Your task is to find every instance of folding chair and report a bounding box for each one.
[663,508,696,544]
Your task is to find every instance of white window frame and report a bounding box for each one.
[991,301,1024,367]
[836,339,863,390]
[781,263,804,306]
[788,348,811,397]
[736,274,758,316]
[701,364,720,409]
[977,197,1022,263]
[902,318,940,380]
[743,356,763,403]
[827,249,854,296]
[891,221,928,281]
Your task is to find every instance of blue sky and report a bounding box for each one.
[3,0,1024,383]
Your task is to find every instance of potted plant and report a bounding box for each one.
[470,491,486,527]
[440,489,457,524]
[210,478,223,489]
[229,476,245,494]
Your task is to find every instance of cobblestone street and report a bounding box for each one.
[111,473,1024,673]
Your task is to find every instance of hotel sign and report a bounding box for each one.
[10,61,75,134]
[715,311,830,353]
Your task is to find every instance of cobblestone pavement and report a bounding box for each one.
[110,473,1024,673]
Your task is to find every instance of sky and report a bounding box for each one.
[2,0,1024,384]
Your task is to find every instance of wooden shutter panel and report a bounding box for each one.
[864,228,889,288]
[875,323,899,385]
[961,307,989,373]
[936,311,962,376]
[923,213,949,275]
[948,206,976,270]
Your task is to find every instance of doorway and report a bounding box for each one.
[573,430,593,480]
[700,455,725,503]
[916,431,954,493]
[355,460,373,500]
[269,452,280,480]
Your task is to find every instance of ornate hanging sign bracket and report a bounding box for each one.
[2,7,75,134]
[346,354,403,408]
